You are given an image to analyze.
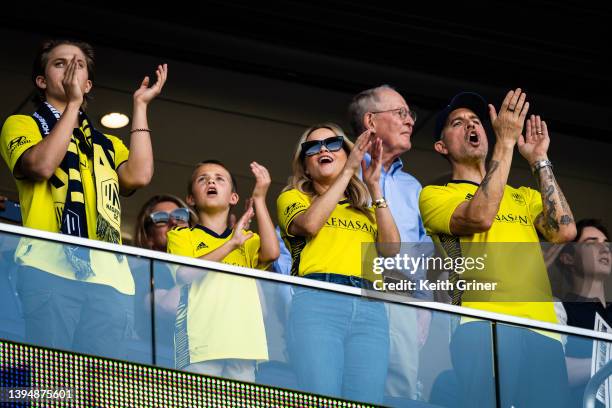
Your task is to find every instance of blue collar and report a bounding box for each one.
[194,224,232,238]
[447,179,481,187]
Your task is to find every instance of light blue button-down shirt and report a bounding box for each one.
[365,155,429,243]
[363,154,433,300]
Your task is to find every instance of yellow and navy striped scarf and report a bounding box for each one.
[32,102,122,279]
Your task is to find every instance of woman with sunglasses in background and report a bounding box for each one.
[131,194,197,366]
[276,123,399,404]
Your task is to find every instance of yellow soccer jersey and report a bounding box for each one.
[0,114,133,294]
[167,225,268,367]
[419,181,558,325]
[277,188,377,279]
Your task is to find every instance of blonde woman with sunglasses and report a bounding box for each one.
[277,122,399,404]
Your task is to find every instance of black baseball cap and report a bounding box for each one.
[434,92,489,141]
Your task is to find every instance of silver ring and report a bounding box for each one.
[507,108,515,112]
[536,131,543,135]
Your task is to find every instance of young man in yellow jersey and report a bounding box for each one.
[420,89,576,407]
[0,39,167,359]
[167,160,279,381]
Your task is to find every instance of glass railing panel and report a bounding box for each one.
[421,317,496,408]
[4,224,612,407]
[0,230,153,364]
[149,260,181,368]
[0,231,24,342]
[496,322,612,408]
[127,255,156,365]
[156,256,497,406]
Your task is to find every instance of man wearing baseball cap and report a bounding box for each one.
[420,88,576,407]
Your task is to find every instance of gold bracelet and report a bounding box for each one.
[373,197,388,209]
[130,128,151,134]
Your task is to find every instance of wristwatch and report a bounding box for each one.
[373,197,388,209]
[531,159,553,174]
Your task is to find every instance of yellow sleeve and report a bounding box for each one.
[167,227,194,258]
[520,186,543,223]
[276,189,310,237]
[105,134,130,170]
[419,185,466,235]
[0,115,42,176]
[368,206,378,239]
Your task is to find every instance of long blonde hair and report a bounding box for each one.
[284,122,373,220]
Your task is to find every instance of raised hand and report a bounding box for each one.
[133,64,168,105]
[345,129,374,174]
[62,55,85,105]
[229,198,253,229]
[519,115,550,165]
[488,88,530,148]
[229,205,255,247]
[251,162,271,200]
[362,137,384,198]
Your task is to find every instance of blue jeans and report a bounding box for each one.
[432,321,569,408]
[288,285,389,404]
[17,266,134,360]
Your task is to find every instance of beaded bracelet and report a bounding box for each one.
[130,128,151,134]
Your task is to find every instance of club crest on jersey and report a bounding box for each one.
[511,193,526,206]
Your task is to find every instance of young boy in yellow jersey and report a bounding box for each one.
[167,160,279,381]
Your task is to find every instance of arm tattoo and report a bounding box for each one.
[535,166,574,238]
[543,184,559,233]
[480,160,499,197]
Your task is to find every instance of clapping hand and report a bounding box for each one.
[345,129,374,174]
[133,64,168,105]
[488,88,530,148]
[362,137,383,196]
[229,203,255,248]
[251,162,271,200]
[519,115,550,165]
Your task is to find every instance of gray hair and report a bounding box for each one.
[348,84,396,136]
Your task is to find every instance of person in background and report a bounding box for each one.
[0,195,22,225]
[348,85,433,403]
[558,219,611,407]
[131,194,197,363]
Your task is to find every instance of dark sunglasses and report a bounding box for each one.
[300,136,345,158]
[148,208,190,226]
